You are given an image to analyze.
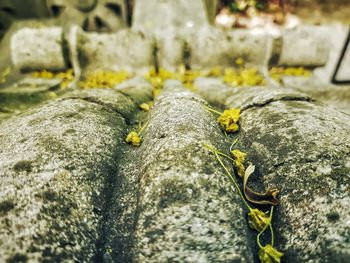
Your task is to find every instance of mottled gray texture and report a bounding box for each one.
[313,24,349,82]
[277,25,330,67]
[156,33,186,71]
[282,76,350,115]
[187,27,236,70]
[115,76,154,105]
[132,81,254,263]
[0,88,147,262]
[10,27,67,71]
[194,77,234,108]
[227,29,273,66]
[132,0,209,35]
[0,77,64,123]
[77,29,154,74]
[200,85,350,262]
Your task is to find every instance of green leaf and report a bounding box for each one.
[243,164,280,205]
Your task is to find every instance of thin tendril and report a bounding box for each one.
[269,206,275,246]
[214,152,251,210]
[203,144,234,161]
[204,106,222,115]
[224,130,228,138]
[138,119,149,135]
[257,206,275,249]
[229,138,239,152]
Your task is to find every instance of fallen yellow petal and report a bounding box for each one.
[139,103,151,112]
[217,108,241,133]
[126,131,141,146]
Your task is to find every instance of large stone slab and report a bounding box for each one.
[156,33,187,71]
[131,81,254,262]
[274,25,330,67]
[227,29,273,66]
[198,84,350,262]
[10,27,67,71]
[0,86,151,262]
[77,29,154,74]
[186,27,236,70]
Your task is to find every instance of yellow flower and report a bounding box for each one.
[231,149,247,162]
[223,68,240,86]
[32,69,75,89]
[203,67,222,77]
[248,208,271,232]
[235,57,244,66]
[223,67,265,87]
[126,131,141,146]
[152,87,162,98]
[258,245,283,263]
[268,67,311,83]
[139,102,153,112]
[235,160,245,178]
[231,149,247,177]
[32,69,54,79]
[80,70,130,89]
[217,108,241,132]
[139,103,150,112]
[145,67,176,89]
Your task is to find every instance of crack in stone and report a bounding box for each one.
[241,96,315,112]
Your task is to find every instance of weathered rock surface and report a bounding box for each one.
[77,29,155,74]
[281,76,350,115]
[227,29,273,66]
[0,77,66,123]
[198,85,350,262]
[115,76,154,105]
[194,77,234,107]
[187,27,236,70]
[131,81,254,263]
[132,0,209,35]
[313,24,349,82]
[156,33,186,71]
[0,86,151,262]
[10,27,67,71]
[276,25,330,67]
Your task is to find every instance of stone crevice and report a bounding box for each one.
[241,95,315,112]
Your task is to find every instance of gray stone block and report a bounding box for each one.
[115,76,153,105]
[227,29,273,66]
[199,84,350,262]
[276,25,330,67]
[156,33,187,71]
[0,88,147,262]
[187,27,236,70]
[77,29,155,74]
[132,81,254,262]
[194,77,234,107]
[10,27,67,71]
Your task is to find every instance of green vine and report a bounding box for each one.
[203,106,283,263]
